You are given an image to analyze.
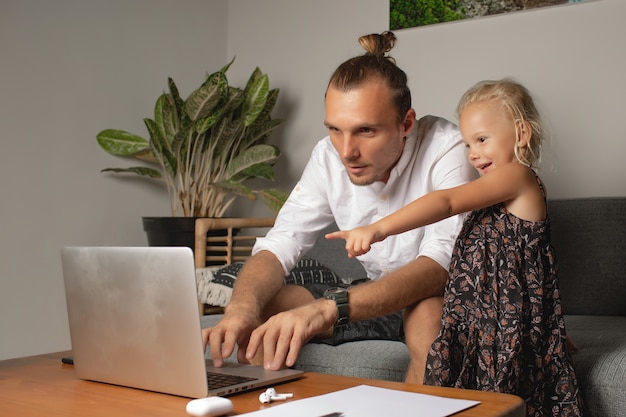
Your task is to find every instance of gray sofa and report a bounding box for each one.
[201,197,626,417]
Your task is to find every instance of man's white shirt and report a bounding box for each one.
[254,115,477,279]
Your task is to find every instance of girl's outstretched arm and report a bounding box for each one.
[327,163,535,257]
[326,189,458,257]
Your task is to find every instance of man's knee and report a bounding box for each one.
[262,284,315,318]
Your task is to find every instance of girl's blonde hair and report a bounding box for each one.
[457,79,544,167]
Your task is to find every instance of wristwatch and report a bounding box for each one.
[323,287,350,326]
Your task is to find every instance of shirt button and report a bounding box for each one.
[380,194,388,201]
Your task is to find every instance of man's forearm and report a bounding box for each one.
[347,256,447,322]
[225,250,286,318]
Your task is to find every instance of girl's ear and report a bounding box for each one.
[516,119,532,147]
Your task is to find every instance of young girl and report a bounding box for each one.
[327,79,583,416]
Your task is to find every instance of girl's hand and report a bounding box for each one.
[325,225,383,257]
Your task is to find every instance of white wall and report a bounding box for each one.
[0,0,228,360]
[1,0,624,360]
[0,0,385,361]
[392,0,626,198]
[224,0,389,217]
[225,0,626,216]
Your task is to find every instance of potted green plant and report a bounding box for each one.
[96,58,288,247]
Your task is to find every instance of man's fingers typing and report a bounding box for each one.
[266,328,295,370]
[208,327,227,367]
[285,336,304,368]
[245,326,264,363]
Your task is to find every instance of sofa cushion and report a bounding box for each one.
[564,315,626,417]
[296,340,408,381]
[548,198,626,316]
[196,257,341,307]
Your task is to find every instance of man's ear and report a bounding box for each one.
[402,108,417,137]
[516,119,532,147]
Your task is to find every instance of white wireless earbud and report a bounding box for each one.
[258,392,273,404]
[258,387,294,404]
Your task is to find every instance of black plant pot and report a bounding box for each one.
[142,217,196,249]
[142,217,231,266]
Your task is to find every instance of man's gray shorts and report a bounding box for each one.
[217,260,404,346]
[299,279,405,346]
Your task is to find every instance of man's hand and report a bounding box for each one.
[203,250,287,367]
[245,298,337,370]
[325,225,384,258]
[202,305,261,367]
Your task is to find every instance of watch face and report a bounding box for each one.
[324,287,348,303]
[324,287,347,300]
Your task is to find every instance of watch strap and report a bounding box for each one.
[323,287,350,326]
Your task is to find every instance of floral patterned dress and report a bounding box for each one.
[424,178,584,416]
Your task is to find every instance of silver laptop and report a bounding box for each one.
[61,246,303,398]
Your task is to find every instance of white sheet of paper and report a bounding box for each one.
[238,384,480,417]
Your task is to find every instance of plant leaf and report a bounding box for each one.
[172,126,191,158]
[144,118,176,178]
[154,93,178,143]
[244,67,263,92]
[232,162,275,182]
[242,73,269,127]
[195,111,222,134]
[256,188,289,215]
[213,180,256,200]
[184,84,222,122]
[202,60,231,101]
[211,118,244,156]
[224,144,278,179]
[97,129,149,156]
[221,87,246,114]
[131,148,157,163]
[219,56,236,75]
[256,88,279,122]
[101,167,162,178]
[243,119,284,147]
[167,77,185,119]
[196,87,245,134]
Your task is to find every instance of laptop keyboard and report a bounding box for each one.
[206,371,258,390]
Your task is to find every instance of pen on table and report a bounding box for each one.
[318,413,343,417]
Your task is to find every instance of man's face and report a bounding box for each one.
[324,80,415,185]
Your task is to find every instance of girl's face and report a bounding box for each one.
[459,100,519,176]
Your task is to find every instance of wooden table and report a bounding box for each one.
[0,351,525,416]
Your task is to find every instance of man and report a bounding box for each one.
[203,32,475,383]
